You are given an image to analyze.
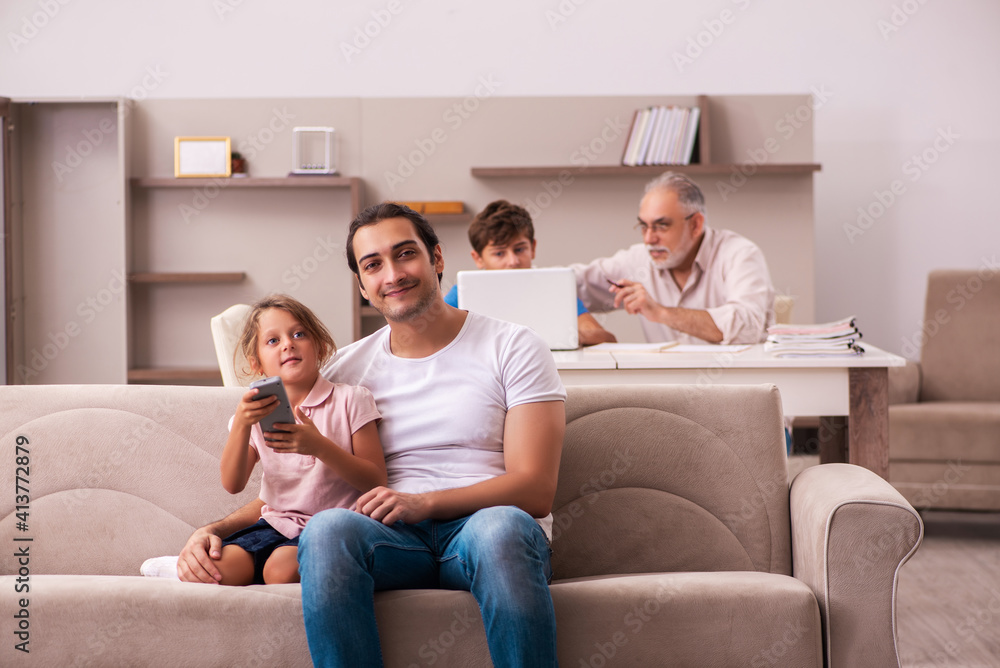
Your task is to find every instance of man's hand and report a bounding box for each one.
[355,486,432,525]
[609,278,724,343]
[177,526,224,584]
[611,279,665,320]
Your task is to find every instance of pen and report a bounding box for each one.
[607,278,625,289]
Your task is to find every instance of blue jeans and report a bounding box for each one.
[298,506,557,667]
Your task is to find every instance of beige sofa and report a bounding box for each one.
[889,268,1000,510]
[1,383,922,667]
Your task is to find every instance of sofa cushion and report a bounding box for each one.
[0,575,311,667]
[4,572,821,668]
[889,402,1000,462]
[919,269,1000,402]
[551,572,822,668]
[0,385,255,576]
[555,385,791,578]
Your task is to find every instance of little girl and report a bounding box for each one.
[217,294,386,586]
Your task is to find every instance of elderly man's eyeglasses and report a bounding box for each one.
[634,212,696,235]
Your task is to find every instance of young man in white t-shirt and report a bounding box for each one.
[177,203,566,668]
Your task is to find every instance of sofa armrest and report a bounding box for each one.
[888,359,921,405]
[790,463,923,668]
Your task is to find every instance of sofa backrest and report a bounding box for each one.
[0,383,791,580]
[0,384,253,576]
[552,384,791,579]
[920,269,1000,402]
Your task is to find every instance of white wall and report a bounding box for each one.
[2,0,998,358]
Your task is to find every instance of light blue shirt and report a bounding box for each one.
[444,284,588,315]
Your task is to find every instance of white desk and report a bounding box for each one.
[553,343,906,479]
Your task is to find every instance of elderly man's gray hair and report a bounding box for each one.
[644,171,706,216]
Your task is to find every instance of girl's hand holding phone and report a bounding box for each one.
[233,388,278,429]
[263,406,326,456]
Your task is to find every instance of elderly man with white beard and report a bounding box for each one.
[570,171,775,344]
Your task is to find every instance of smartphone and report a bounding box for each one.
[249,376,296,438]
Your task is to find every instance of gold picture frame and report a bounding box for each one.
[174,136,232,178]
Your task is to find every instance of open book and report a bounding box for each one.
[583,342,752,354]
[584,341,680,353]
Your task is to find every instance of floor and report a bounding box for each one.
[787,454,1000,668]
[896,510,1000,668]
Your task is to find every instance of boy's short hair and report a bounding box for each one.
[467,200,534,254]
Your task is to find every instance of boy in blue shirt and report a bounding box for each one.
[445,199,617,346]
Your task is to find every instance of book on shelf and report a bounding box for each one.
[620,104,701,166]
[764,316,865,358]
[398,201,464,215]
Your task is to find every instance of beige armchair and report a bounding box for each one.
[888,269,1000,510]
[210,303,251,387]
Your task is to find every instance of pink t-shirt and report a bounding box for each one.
[234,376,381,539]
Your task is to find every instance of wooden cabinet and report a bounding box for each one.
[127,176,363,384]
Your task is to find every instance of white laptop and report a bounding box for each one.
[457,267,579,350]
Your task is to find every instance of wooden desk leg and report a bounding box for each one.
[847,367,889,479]
[818,416,847,465]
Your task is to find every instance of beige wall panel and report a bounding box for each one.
[360,95,815,341]
[14,102,127,383]
[128,187,357,367]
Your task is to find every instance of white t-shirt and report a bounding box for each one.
[320,311,566,536]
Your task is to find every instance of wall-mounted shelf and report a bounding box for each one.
[127,367,221,383]
[470,164,821,178]
[131,176,358,188]
[127,174,363,384]
[129,272,246,284]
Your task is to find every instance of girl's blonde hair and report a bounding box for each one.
[236,294,336,381]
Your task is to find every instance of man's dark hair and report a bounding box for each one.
[346,202,442,281]
[467,200,534,254]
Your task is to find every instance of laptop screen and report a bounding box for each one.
[456,267,579,350]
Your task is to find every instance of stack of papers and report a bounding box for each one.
[765,316,864,358]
